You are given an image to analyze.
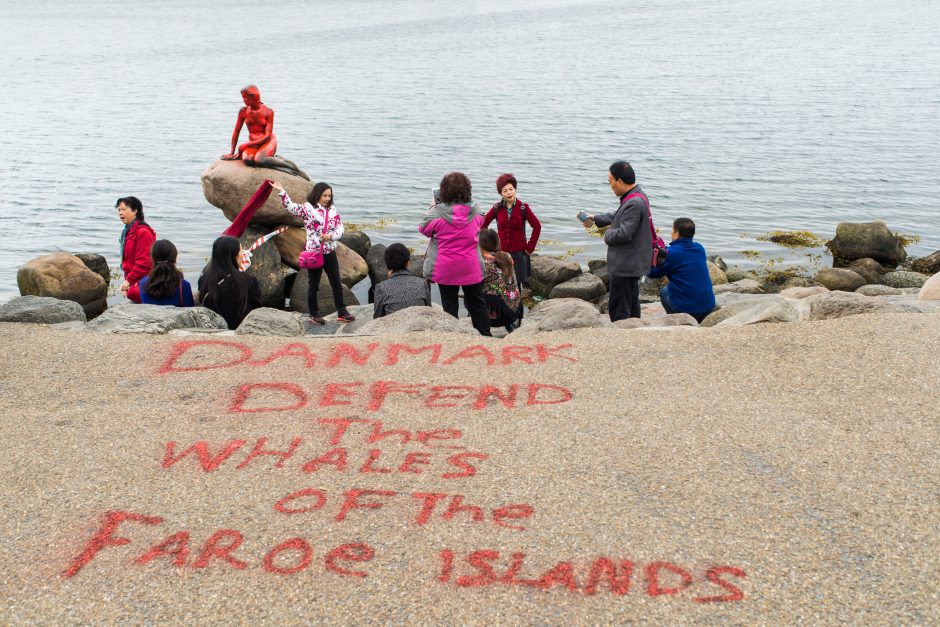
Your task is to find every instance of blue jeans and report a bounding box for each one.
[660,286,711,323]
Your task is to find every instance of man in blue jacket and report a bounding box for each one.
[647,217,716,322]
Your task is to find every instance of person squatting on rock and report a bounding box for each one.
[372,243,431,318]
[481,173,541,294]
[271,180,356,324]
[419,172,492,336]
[139,240,195,307]
[198,236,262,330]
[116,196,156,304]
[479,228,522,333]
[584,161,653,321]
[647,217,716,323]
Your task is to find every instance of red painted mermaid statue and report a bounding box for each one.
[221,85,309,180]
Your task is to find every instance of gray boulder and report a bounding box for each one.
[0,296,87,324]
[408,254,425,278]
[235,308,305,336]
[826,221,906,267]
[707,262,728,285]
[803,291,908,321]
[713,279,764,295]
[724,266,759,283]
[17,252,108,319]
[648,313,699,327]
[528,255,582,297]
[339,231,372,259]
[814,268,867,292]
[289,270,359,315]
[882,271,928,289]
[511,298,610,336]
[918,272,940,301]
[588,260,610,289]
[701,295,788,327]
[240,226,287,308]
[84,304,227,334]
[779,286,828,299]
[911,251,940,275]
[365,244,389,290]
[74,253,111,286]
[639,276,665,303]
[711,300,800,327]
[355,306,477,336]
[201,159,312,227]
[855,284,903,297]
[847,258,884,284]
[549,273,607,301]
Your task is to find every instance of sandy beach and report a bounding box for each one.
[1,313,938,624]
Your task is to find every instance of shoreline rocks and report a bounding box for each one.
[17,253,108,319]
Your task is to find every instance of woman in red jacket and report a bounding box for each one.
[116,196,156,303]
[481,173,541,289]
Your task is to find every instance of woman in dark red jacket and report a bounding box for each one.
[116,196,156,303]
[481,173,540,288]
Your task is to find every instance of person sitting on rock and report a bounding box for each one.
[479,229,522,332]
[198,236,262,330]
[647,217,716,323]
[139,240,195,307]
[270,180,355,324]
[116,196,156,304]
[373,243,431,318]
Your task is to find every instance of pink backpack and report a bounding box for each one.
[624,192,667,267]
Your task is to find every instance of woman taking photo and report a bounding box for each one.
[479,229,522,333]
[139,240,195,307]
[271,180,355,324]
[481,173,541,288]
[419,172,491,336]
[116,196,156,303]
[198,236,262,330]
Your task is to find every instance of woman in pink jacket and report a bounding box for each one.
[419,172,491,336]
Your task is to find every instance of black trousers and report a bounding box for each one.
[307,250,346,316]
[608,275,641,321]
[439,282,492,336]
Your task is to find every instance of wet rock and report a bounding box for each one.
[365,244,389,290]
[201,159,312,227]
[235,307,305,336]
[339,231,372,259]
[826,221,906,267]
[882,271,928,289]
[288,270,359,315]
[855,284,903,297]
[639,276,665,303]
[814,268,866,292]
[355,306,477,336]
[847,258,884,284]
[707,255,727,272]
[549,273,606,301]
[588,260,610,289]
[240,226,287,308]
[74,253,111,285]
[724,266,758,283]
[0,296,87,324]
[408,254,425,278]
[84,304,227,334]
[528,255,582,297]
[17,252,108,319]
[910,251,940,275]
[804,291,908,321]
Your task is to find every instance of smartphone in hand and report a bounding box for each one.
[432,188,442,204]
[577,211,590,224]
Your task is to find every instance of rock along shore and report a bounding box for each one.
[1,313,939,624]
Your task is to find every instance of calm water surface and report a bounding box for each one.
[1,0,938,302]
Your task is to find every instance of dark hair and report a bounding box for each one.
[384,243,411,272]
[673,217,696,239]
[608,161,636,185]
[116,196,145,223]
[307,182,333,207]
[496,173,517,193]
[439,172,472,205]
[478,229,514,280]
[144,240,183,300]
[201,236,249,316]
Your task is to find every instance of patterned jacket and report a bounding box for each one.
[278,191,344,254]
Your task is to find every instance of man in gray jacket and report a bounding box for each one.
[586,161,652,321]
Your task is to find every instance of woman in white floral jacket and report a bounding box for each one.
[271,180,355,324]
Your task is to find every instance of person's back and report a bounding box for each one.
[648,217,715,321]
[374,243,431,318]
[198,236,262,330]
[139,240,195,307]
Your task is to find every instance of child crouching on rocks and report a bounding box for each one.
[271,180,355,324]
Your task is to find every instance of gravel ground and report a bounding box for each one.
[1,313,938,625]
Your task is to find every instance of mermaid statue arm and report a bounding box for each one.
[222,107,248,159]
